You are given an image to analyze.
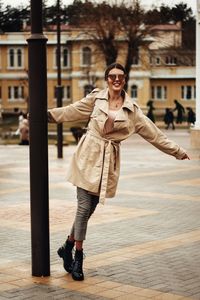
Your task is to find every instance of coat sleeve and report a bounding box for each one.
[134,106,187,160]
[48,89,99,123]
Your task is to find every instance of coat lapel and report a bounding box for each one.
[94,88,136,120]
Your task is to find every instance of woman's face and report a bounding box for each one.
[106,68,126,92]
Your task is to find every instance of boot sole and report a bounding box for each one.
[72,273,84,281]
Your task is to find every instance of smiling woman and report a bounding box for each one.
[105,63,126,110]
[47,62,189,282]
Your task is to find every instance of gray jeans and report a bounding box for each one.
[70,187,99,240]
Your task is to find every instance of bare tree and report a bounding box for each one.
[66,0,158,89]
[119,0,156,89]
[66,1,120,66]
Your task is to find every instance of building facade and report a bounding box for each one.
[0,23,196,116]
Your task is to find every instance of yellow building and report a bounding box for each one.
[0,23,195,116]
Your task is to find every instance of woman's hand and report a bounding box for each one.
[181,153,190,160]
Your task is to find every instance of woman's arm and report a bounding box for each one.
[48,89,99,124]
[134,107,190,160]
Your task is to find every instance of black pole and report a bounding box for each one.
[27,0,50,276]
[56,0,63,158]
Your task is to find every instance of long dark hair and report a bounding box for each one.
[104,63,126,81]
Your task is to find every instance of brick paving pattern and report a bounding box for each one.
[0,130,200,299]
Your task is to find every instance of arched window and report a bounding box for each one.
[155,57,161,65]
[131,85,138,99]
[84,84,93,96]
[9,49,15,67]
[82,47,91,66]
[17,49,22,67]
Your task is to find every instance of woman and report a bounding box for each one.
[173,99,185,124]
[48,63,189,281]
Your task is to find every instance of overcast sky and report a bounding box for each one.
[2,0,197,14]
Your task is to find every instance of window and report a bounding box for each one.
[8,48,24,68]
[181,85,196,100]
[150,56,160,66]
[84,85,93,96]
[54,85,71,100]
[82,47,91,66]
[165,56,177,65]
[63,48,69,67]
[55,47,70,68]
[155,57,161,65]
[151,86,155,99]
[164,86,167,99]
[17,49,22,67]
[157,86,162,99]
[131,85,138,99]
[54,86,57,99]
[8,86,24,100]
[151,86,167,100]
[54,86,63,99]
[63,86,71,100]
[9,49,15,67]
[14,86,18,98]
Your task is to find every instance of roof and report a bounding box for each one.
[151,22,182,31]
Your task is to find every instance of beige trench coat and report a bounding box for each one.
[49,88,187,204]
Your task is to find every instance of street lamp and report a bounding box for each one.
[27,0,50,276]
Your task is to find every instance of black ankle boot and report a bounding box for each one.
[72,249,84,281]
[57,237,75,273]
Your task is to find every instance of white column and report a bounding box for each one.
[191,0,200,148]
[195,0,200,128]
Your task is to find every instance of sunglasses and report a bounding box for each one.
[107,74,126,82]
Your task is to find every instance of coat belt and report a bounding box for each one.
[88,131,120,204]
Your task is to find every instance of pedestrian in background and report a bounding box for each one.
[173,99,185,124]
[146,99,155,123]
[19,118,29,145]
[164,108,175,130]
[48,62,190,282]
[186,107,196,127]
[15,111,24,135]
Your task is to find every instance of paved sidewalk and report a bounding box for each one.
[0,129,200,300]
